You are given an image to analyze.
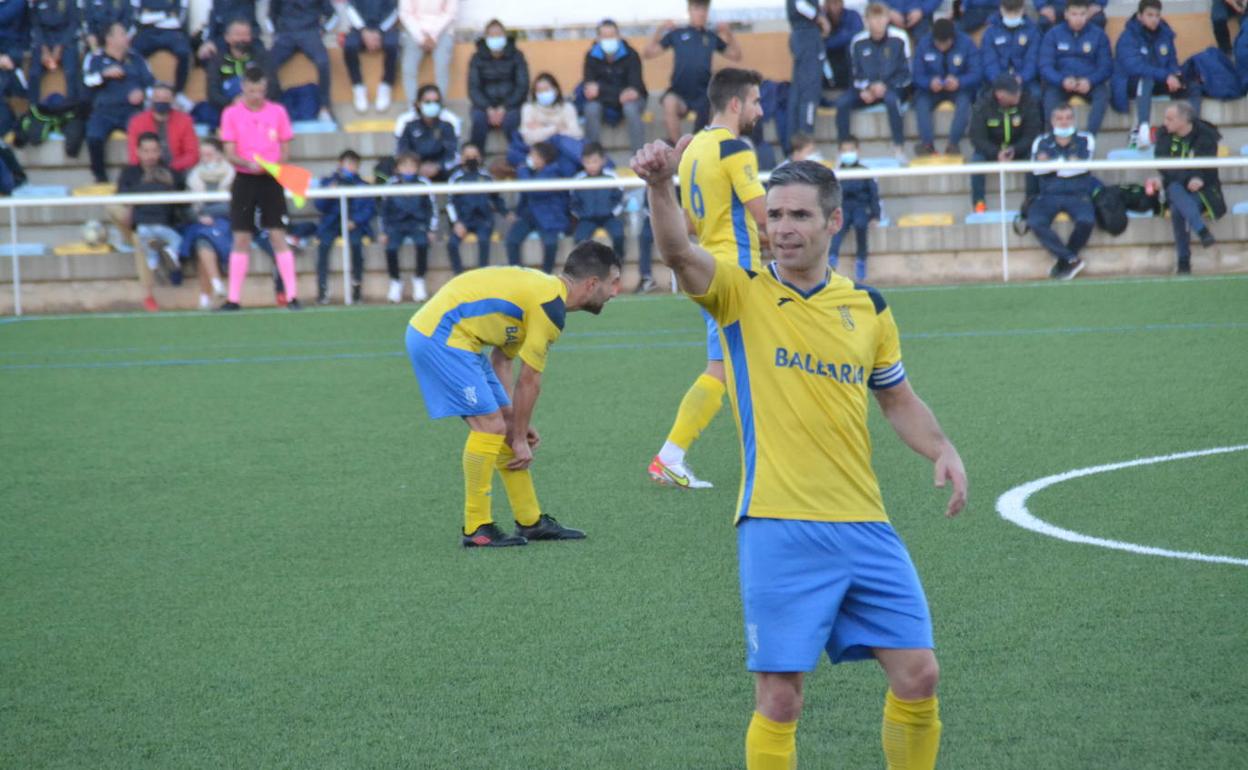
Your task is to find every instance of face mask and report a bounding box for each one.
[535,90,557,107]
[340,168,357,178]
[400,173,417,181]
[485,35,506,52]
[1053,125,1075,138]
[525,157,537,170]
[234,41,253,54]
[1001,14,1024,28]
[839,151,857,166]
[153,101,172,115]
[420,101,442,119]
[463,159,480,172]
[600,38,620,56]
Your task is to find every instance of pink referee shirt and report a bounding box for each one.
[220,100,294,174]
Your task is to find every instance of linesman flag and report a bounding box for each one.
[253,155,313,208]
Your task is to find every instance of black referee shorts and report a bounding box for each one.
[230,172,288,232]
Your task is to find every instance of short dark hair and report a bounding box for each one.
[243,65,267,84]
[460,141,482,155]
[790,133,816,153]
[485,18,505,33]
[226,17,251,32]
[395,152,420,167]
[339,149,361,163]
[598,18,618,32]
[532,141,559,164]
[531,72,563,104]
[767,160,843,220]
[838,134,860,149]
[564,239,621,280]
[708,67,763,114]
[417,84,441,102]
[137,131,161,147]
[688,0,711,8]
[1066,0,1089,9]
[992,73,1022,93]
[1000,0,1025,12]
[582,141,606,159]
[1137,0,1162,13]
[1051,101,1075,118]
[933,17,955,41]
[203,136,224,152]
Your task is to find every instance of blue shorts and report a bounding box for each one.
[703,308,723,361]
[737,518,933,671]
[405,325,510,419]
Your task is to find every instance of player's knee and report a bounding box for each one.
[756,676,803,722]
[892,656,940,699]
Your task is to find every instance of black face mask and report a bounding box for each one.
[153,102,172,115]
[463,159,480,172]
[234,41,253,56]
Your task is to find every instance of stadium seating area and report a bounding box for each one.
[2,7,1248,312]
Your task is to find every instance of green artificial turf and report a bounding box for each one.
[2,275,1246,769]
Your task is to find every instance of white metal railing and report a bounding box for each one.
[5,155,1248,316]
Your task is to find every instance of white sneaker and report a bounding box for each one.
[352,84,368,114]
[647,455,714,489]
[386,279,403,303]
[1137,123,1152,149]
[893,145,909,165]
[211,276,226,297]
[316,108,335,124]
[411,276,428,302]
[374,83,392,112]
[199,293,213,309]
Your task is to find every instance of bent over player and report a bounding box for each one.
[633,142,968,769]
[405,243,622,547]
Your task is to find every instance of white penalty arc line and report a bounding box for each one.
[996,444,1248,567]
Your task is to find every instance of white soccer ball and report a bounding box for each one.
[82,219,107,247]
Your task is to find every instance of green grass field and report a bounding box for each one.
[3,275,1247,769]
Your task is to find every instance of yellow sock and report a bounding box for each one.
[496,443,542,527]
[665,374,726,452]
[462,431,505,534]
[746,711,797,770]
[882,690,942,770]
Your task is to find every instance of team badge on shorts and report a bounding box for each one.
[463,386,478,405]
[839,305,856,331]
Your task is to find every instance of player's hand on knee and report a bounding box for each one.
[934,446,968,518]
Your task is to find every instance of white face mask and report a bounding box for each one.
[485,35,506,52]
[839,151,858,166]
[525,157,537,170]
[600,37,620,56]
[1053,125,1076,138]
[1001,14,1024,28]
[420,101,442,119]
[535,90,557,107]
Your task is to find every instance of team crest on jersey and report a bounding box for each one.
[463,386,478,405]
[1012,115,1022,127]
[1082,41,1092,53]
[838,304,855,331]
[1018,34,1027,45]
[952,54,963,67]
[1159,44,1169,55]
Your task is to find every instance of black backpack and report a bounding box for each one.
[0,138,26,195]
[14,96,84,156]
[1118,183,1161,215]
[1091,183,1128,236]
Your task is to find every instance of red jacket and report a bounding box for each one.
[126,110,200,172]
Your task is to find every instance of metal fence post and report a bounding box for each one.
[998,167,1010,283]
[339,194,351,305]
[9,205,20,316]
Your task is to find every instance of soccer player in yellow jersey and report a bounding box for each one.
[647,67,768,490]
[405,242,622,547]
[632,140,969,769]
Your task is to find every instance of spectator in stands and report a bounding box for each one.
[28,0,81,103]
[381,152,436,302]
[1213,0,1244,54]
[822,0,863,91]
[836,3,911,164]
[571,142,626,262]
[828,135,879,281]
[883,0,937,42]
[219,66,298,310]
[980,0,1041,102]
[196,0,260,60]
[0,61,24,138]
[786,132,825,163]
[445,142,506,273]
[958,0,999,33]
[400,0,456,102]
[82,0,131,54]
[84,23,155,183]
[396,84,458,179]
[1150,101,1224,274]
[1039,0,1111,136]
[505,141,569,273]
[1116,0,1200,150]
[343,0,400,113]
[514,72,582,169]
[118,131,185,311]
[580,18,647,153]
[644,0,743,144]
[314,149,376,303]
[0,0,29,72]
[912,18,979,156]
[205,18,277,127]
[269,0,337,123]
[788,0,830,140]
[1036,0,1105,32]
[132,0,192,107]
[127,82,199,172]
[1027,102,1095,280]
[182,136,232,308]
[635,191,658,293]
[969,74,1042,211]
[466,19,528,151]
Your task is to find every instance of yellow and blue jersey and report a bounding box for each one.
[410,267,567,372]
[678,126,766,270]
[692,261,907,523]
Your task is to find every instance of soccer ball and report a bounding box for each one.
[82,219,107,247]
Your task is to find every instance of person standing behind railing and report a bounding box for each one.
[218,66,299,310]
[1148,101,1225,275]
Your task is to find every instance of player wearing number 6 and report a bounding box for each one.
[647,67,768,490]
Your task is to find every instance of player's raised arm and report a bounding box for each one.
[873,381,968,518]
[631,137,716,295]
